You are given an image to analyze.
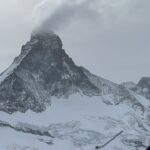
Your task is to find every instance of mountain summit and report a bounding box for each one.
[0,32,150,150]
[0,31,148,114]
[0,32,147,114]
[0,32,101,113]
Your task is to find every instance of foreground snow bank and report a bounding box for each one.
[0,94,149,150]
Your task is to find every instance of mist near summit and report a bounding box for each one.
[0,0,150,83]
[32,0,100,32]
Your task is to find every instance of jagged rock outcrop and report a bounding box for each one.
[137,77,150,100]
[0,31,150,150]
[122,78,150,100]
[0,32,101,113]
[0,31,146,113]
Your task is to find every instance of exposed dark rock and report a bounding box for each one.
[137,77,150,100]
[0,32,101,113]
[0,31,146,113]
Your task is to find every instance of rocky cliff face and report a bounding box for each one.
[0,32,101,113]
[0,31,147,114]
[0,31,150,150]
[122,78,150,100]
[137,77,150,100]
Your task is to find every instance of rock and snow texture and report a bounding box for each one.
[122,78,150,101]
[0,32,100,113]
[0,31,140,114]
[0,95,150,150]
[0,31,150,150]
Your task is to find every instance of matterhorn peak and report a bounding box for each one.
[31,30,62,48]
[0,31,145,114]
[0,31,149,150]
[0,31,101,113]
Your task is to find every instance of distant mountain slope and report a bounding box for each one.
[122,78,150,101]
[137,77,150,99]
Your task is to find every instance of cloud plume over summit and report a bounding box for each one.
[32,0,99,32]
[0,0,150,83]
[32,0,131,32]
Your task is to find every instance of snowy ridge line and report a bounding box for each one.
[0,121,54,138]
[0,39,38,85]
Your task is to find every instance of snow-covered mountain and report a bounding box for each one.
[0,31,150,150]
[0,32,101,113]
[122,78,150,101]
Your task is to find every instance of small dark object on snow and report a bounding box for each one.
[95,146,100,149]
[95,131,123,149]
[147,146,150,150]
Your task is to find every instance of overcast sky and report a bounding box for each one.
[0,0,150,83]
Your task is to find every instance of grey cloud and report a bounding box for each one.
[36,0,100,32]
[0,0,150,83]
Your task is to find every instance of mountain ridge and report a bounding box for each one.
[0,32,100,113]
[0,31,149,114]
[0,31,150,150]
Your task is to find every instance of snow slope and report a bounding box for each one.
[0,94,149,150]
